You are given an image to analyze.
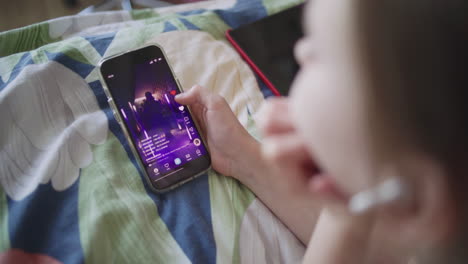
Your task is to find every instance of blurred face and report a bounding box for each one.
[290,0,377,195]
[285,0,457,258]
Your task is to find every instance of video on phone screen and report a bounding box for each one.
[105,56,208,181]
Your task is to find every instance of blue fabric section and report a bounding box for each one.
[214,0,268,29]
[255,75,275,98]
[46,51,94,79]
[152,174,215,264]
[179,18,200,30]
[84,32,116,57]
[163,21,178,32]
[0,53,33,91]
[178,9,206,16]
[88,80,216,264]
[8,179,84,264]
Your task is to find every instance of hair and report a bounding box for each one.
[355,0,468,262]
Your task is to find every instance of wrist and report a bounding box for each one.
[304,208,375,264]
[230,137,265,184]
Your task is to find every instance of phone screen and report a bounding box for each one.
[100,46,210,191]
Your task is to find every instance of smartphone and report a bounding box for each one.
[99,45,211,192]
[226,4,303,96]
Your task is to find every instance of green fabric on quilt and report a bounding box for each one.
[79,133,190,264]
[263,0,303,15]
[131,9,158,20]
[209,171,255,264]
[0,22,60,58]
[0,52,26,82]
[0,189,9,251]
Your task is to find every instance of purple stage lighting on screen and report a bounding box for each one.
[185,126,192,140]
[164,93,170,105]
[120,109,127,119]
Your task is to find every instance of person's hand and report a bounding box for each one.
[257,97,317,195]
[257,97,346,201]
[175,85,260,178]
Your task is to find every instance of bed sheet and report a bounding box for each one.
[0,0,305,263]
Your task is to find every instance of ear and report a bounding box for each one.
[390,153,458,248]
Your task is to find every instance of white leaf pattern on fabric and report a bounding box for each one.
[0,61,108,200]
[47,0,237,40]
[239,199,305,264]
[49,12,132,39]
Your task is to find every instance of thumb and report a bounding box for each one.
[309,175,348,202]
[261,134,311,164]
[175,84,202,105]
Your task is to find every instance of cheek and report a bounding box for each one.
[289,68,340,146]
[289,66,375,193]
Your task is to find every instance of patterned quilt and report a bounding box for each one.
[0,0,305,263]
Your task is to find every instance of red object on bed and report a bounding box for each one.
[225,29,282,97]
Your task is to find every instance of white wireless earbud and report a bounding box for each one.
[348,177,411,215]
